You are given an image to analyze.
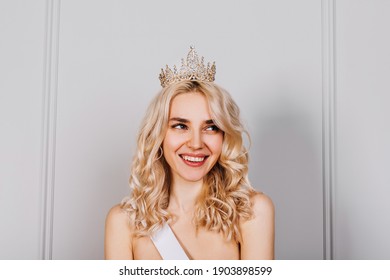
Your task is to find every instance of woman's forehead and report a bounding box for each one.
[169,92,211,120]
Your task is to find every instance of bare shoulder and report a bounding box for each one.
[249,192,274,217]
[106,204,130,227]
[239,192,275,260]
[104,204,134,259]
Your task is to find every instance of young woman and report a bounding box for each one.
[105,47,274,260]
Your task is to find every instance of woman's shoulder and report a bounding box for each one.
[106,204,129,222]
[239,191,274,259]
[104,204,134,259]
[249,192,274,216]
[105,204,134,235]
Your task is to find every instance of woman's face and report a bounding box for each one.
[163,91,223,184]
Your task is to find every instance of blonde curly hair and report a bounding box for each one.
[121,80,256,242]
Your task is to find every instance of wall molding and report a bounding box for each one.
[321,0,336,260]
[40,0,61,260]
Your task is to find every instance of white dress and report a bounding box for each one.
[151,223,189,260]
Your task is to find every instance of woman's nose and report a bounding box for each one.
[187,130,203,149]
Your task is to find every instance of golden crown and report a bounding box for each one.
[159,46,216,88]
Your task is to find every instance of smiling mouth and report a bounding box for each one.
[181,155,206,162]
[179,154,209,166]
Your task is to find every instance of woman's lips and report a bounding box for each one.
[179,154,209,167]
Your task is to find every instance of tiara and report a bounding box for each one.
[159,46,216,88]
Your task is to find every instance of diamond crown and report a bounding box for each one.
[159,46,216,88]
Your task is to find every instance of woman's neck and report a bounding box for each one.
[168,176,203,214]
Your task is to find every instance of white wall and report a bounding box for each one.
[0,0,46,259]
[333,0,390,259]
[0,0,389,260]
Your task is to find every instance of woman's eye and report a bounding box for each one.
[172,123,187,130]
[205,125,220,132]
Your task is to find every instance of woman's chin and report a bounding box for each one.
[177,173,206,184]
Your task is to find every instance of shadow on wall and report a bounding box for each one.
[249,93,323,260]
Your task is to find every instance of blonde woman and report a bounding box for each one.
[105,47,274,260]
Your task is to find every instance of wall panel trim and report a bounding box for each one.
[40,0,61,260]
[321,0,336,260]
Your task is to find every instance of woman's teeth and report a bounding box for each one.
[182,155,205,162]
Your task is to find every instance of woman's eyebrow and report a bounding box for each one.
[169,118,215,124]
[169,117,189,123]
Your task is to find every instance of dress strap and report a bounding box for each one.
[151,223,189,260]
